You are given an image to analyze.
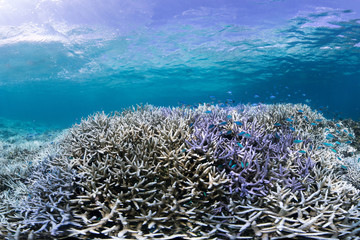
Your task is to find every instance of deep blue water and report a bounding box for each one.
[0,0,359,128]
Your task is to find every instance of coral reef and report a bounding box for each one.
[0,103,359,239]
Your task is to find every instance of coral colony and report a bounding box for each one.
[0,103,359,239]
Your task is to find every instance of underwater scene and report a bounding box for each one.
[0,0,360,239]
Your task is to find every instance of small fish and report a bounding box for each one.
[205,110,212,113]
[219,121,227,125]
[302,93,306,97]
[336,123,341,128]
[227,91,232,95]
[343,129,348,133]
[229,160,232,166]
[293,140,303,144]
[209,96,216,100]
[251,103,259,106]
[336,130,341,134]
[348,133,354,138]
[234,121,243,126]
[289,127,295,131]
[334,141,340,145]
[341,165,347,170]
[270,95,276,99]
[311,123,317,126]
[298,110,304,113]
[182,149,186,153]
[231,164,236,169]
[237,142,244,148]
[274,123,281,127]
[326,133,335,139]
[315,119,322,122]
[285,118,293,122]
[275,133,280,139]
[254,94,260,98]
[330,148,337,153]
[238,131,246,136]
[299,150,306,153]
[189,123,194,127]
[208,124,215,129]
[244,133,252,138]
[240,162,244,168]
[226,130,232,135]
[345,140,352,144]
[323,142,334,147]
[325,128,330,131]
[226,115,232,119]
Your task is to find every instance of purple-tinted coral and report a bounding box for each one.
[186,105,315,198]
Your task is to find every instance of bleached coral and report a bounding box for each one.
[1,103,359,239]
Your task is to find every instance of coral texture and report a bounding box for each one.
[0,103,359,240]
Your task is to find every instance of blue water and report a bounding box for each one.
[0,0,359,128]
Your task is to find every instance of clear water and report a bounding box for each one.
[0,0,359,128]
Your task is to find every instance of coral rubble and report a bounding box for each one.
[0,103,359,239]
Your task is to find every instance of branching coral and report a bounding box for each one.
[1,103,359,240]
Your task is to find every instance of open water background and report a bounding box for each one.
[0,0,359,128]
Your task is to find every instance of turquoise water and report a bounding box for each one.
[0,0,359,127]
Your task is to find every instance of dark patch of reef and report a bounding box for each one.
[0,103,359,239]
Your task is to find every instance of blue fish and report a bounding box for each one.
[226,115,232,119]
[298,110,304,113]
[227,91,232,95]
[289,127,295,131]
[274,123,281,127]
[336,123,341,128]
[345,140,352,144]
[341,165,347,170]
[244,133,252,138]
[226,130,232,135]
[275,133,280,139]
[240,162,244,168]
[315,119,322,122]
[237,142,244,148]
[219,121,227,125]
[251,103,258,106]
[330,148,337,153]
[299,150,306,153]
[182,149,186,153]
[323,143,334,147]
[238,131,246,136]
[335,141,340,145]
[285,118,293,122]
[270,95,276,99]
[254,94,260,98]
[293,140,303,144]
[205,110,212,114]
[311,123,317,126]
[231,164,237,169]
[208,124,215,129]
[348,133,354,138]
[344,129,348,133]
[229,160,232,166]
[234,121,243,126]
[326,134,335,139]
